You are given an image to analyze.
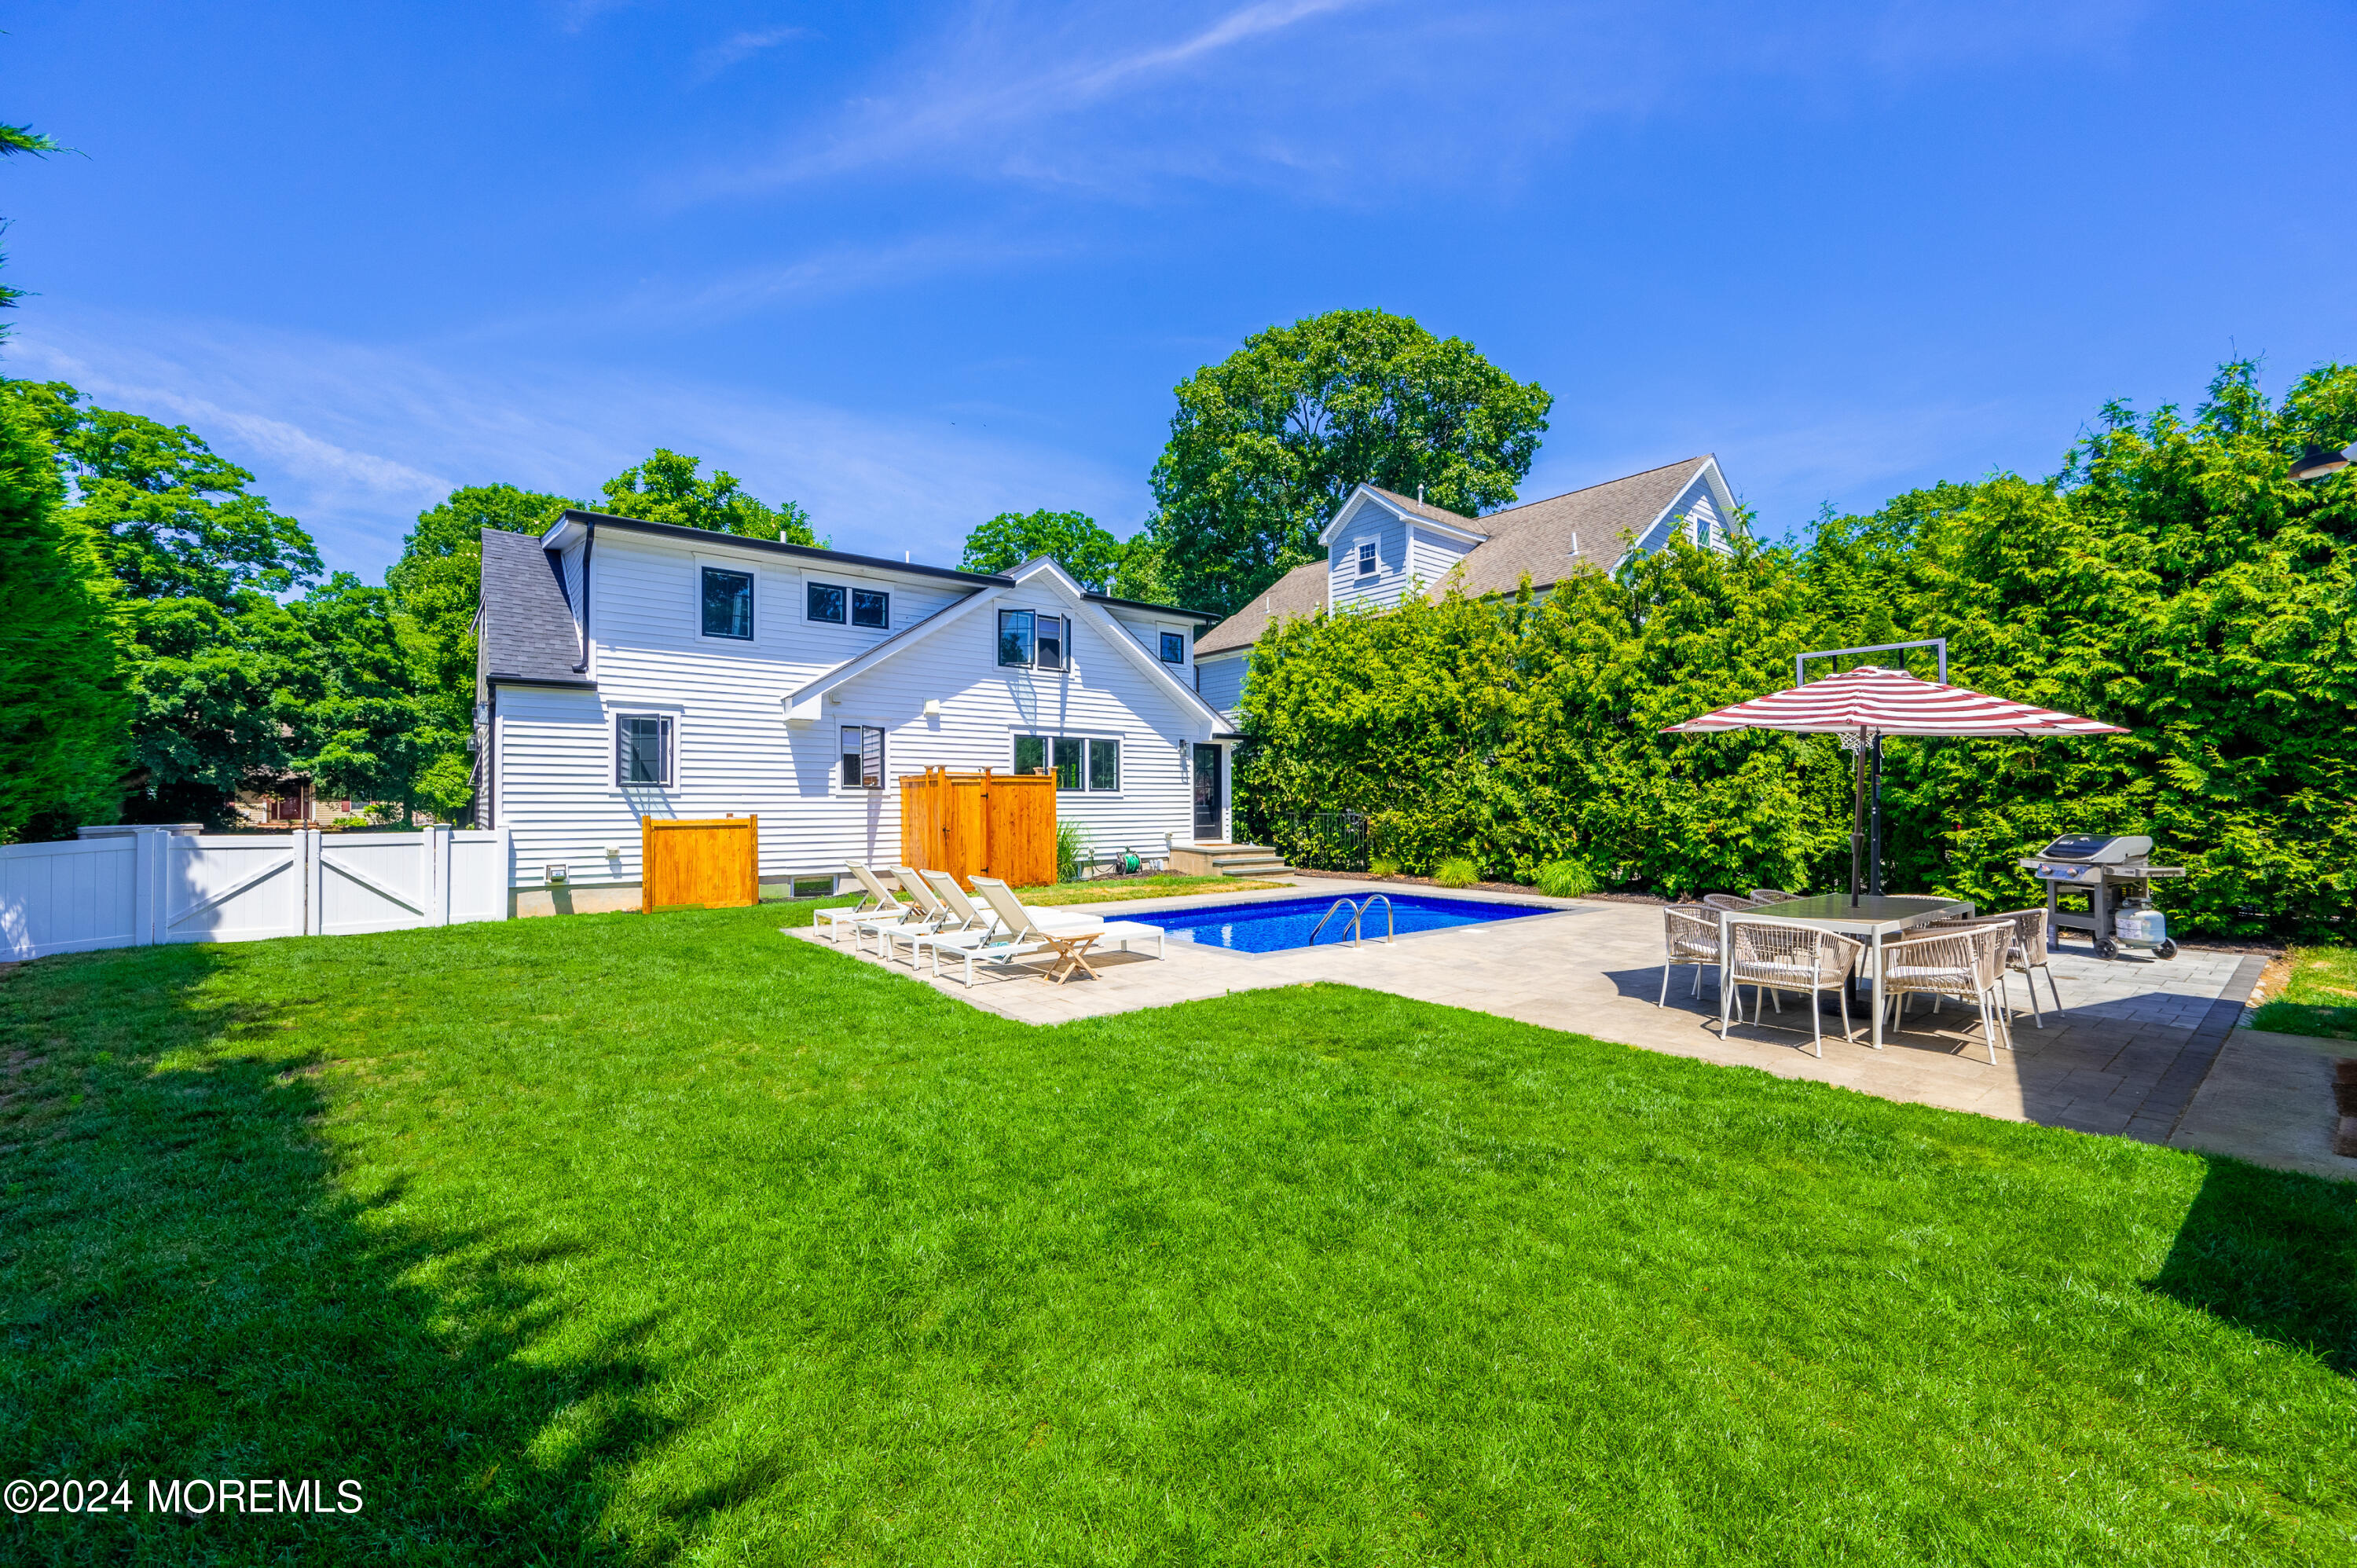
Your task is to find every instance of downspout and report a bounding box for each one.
[572,519,596,673]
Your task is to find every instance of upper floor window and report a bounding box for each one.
[1356,542,1377,576]
[1159,631,1186,665]
[701,567,753,639]
[615,715,673,787]
[999,609,1066,668]
[808,582,846,624]
[852,588,889,628]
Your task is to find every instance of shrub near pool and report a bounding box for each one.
[2,900,2354,1564]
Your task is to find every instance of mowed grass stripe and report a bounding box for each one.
[0,901,2351,1565]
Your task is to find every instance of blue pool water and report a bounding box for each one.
[1124,892,1556,954]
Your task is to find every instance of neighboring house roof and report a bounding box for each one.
[1197,456,1727,654]
[478,527,589,685]
[1195,558,1331,658]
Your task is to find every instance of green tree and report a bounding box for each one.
[1144,309,1552,617]
[0,393,125,841]
[289,574,447,826]
[960,509,1125,591]
[2,380,324,824]
[598,448,817,544]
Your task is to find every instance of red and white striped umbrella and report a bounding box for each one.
[1661,665,2127,738]
[1661,665,2128,903]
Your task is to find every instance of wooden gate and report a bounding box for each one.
[898,769,1055,889]
[641,817,759,911]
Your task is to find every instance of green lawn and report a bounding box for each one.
[2,902,2353,1565]
[2253,945,2357,1042]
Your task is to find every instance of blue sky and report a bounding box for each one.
[5,1,2352,581]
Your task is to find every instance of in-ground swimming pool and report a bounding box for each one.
[1122,892,1556,954]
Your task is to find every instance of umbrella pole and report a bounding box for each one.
[1850,736,1868,907]
[1871,735,1884,897]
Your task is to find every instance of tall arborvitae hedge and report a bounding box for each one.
[0,395,125,841]
[1237,362,2356,940]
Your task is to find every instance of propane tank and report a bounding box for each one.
[2116,900,2168,947]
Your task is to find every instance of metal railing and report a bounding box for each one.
[1307,894,1395,948]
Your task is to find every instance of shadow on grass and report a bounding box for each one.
[2150,1155,2357,1376]
[0,945,676,1566]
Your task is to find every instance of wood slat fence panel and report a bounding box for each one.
[641,817,760,910]
[897,770,1055,889]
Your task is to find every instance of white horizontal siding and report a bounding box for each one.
[492,535,1216,888]
[1196,651,1248,716]
[1406,522,1476,595]
[1329,495,1411,613]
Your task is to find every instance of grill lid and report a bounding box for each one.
[2036,833,2154,863]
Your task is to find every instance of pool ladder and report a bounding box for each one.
[1308,893,1394,947]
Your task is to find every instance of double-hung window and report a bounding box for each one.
[701,566,753,639]
[1159,631,1185,665]
[615,715,673,787]
[1014,733,1119,793]
[1357,541,1377,576]
[840,725,884,789]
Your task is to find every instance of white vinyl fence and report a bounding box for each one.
[0,827,511,962]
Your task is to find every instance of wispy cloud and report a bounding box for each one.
[9,309,1144,581]
[693,24,812,82]
[697,0,1374,196]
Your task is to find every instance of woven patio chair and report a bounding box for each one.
[1658,906,1725,1006]
[1720,920,1863,1057]
[1923,907,2062,1028]
[1700,892,1760,914]
[1747,889,1801,904]
[1878,924,2013,1064]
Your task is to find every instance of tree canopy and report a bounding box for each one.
[1237,360,2357,940]
[960,509,1124,591]
[596,448,817,544]
[1144,309,1552,617]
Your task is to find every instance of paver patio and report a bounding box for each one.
[794,879,2341,1175]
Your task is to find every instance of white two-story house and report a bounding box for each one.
[1193,454,1742,719]
[474,511,1234,914]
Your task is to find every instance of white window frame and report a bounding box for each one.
[698,562,757,643]
[1011,731,1121,793]
[838,724,885,791]
[1356,540,1378,576]
[614,713,675,788]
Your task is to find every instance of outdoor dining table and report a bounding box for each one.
[1722,893,1975,1049]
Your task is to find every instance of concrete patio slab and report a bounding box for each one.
[793,881,2333,1177]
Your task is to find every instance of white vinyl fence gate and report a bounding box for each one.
[0,827,511,962]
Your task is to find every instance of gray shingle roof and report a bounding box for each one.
[478,528,585,683]
[1196,456,1716,653]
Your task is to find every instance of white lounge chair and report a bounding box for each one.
[877,869,984,965]
[923,876,1063,985]
[841,864,929,954]
[815,863,902,943]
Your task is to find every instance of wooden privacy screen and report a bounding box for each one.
[899,768,1055,889]
[641,816,760,911]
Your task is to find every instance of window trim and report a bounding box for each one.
[838,724,885,791]
[614,713,675,788]
[1011,731,1121,793]
[698,564,756,642]
[805,580,849,625]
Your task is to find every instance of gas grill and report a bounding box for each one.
[2018,833,2184,960]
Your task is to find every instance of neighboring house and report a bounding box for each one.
[1193,455,1741,719]
[473,511,1234,914]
